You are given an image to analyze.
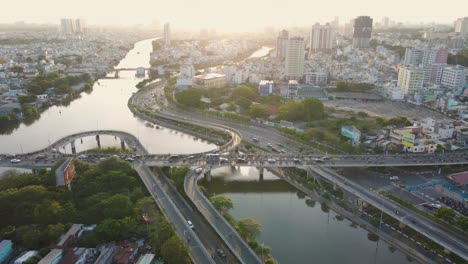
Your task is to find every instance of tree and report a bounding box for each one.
[236,97,252,110]
[10,66,23,73]
[302,97,324,121]
[161,235,191,264]
[434,207,455,223]
[149,219,174,254]
[33,200,63,224]
[248,104,270,119]
[457,216,468,231]
[236,218,261,241]
[209,195,234,213]
[99,194,133,220]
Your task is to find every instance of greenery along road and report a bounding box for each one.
[0,158,190,264]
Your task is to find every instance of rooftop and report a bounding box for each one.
[448,171,468,186]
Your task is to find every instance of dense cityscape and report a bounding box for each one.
[0,2,467,264]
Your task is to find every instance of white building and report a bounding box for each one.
[285,37,305,79]
[305,71,328,85]
[397,66,424,95]
[60,18,75,35]
[454,17,468,37]
[234,70,248,84]
[441,65,466,91]
[164,22,171,47]
[287,80,299,98]
[309,23,335,53]
[383,84,404,100]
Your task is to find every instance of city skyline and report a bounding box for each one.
[1,0,467,31]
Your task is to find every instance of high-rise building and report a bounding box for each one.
[309,23,335,53]
[397,66,424,95]
[285,37,305,79]
[454,17,468,37]
[403,48,447,66]
[276,30,289,59]
[164,23,171,47]
[352,16,373,49]
[441,65,466,91]
[382,17,390,28]
[74,19,85,34]
[60,18,75,35]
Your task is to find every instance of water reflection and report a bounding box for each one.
[0,38,216,154]
[201,167,411,264]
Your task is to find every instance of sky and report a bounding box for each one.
[1,0,467,32]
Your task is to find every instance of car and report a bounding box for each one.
[389,176,399,181]
[267,158,276,163]
[195,167,203,174]
[216,248,227,258]
[10,159,21,163]
[235,158,246,163]
[187,220,194,229]
[125,157,135,161]
[220,158,229,163]
[293,158,301,164]
[52,148,57,153]
[6,154,16,158]
[253,137,259,142]
[267,143,272,148]
[277,143,284,147]
[78,154,87,159]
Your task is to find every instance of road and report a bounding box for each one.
[185,169,263,264]
[153,167,240,264]
[134,162,216,264]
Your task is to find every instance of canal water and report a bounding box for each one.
[200,167,411,264]
[0,38,216,154]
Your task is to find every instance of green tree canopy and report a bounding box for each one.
[235,218,261,241]
[209,195,234,212]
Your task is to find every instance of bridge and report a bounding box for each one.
[2,129,468,263]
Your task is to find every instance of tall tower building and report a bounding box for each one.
[276,30,289,59]
[285,36,305,79]
[352,16,373,49]
[74,19,85,34]
[164,22,171,47]
[60,18,75,35]
[454,17,468,37]
[309,23,335,53]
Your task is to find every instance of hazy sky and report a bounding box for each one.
[2,0,467,31]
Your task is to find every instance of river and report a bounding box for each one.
[0,38,216,154]
[200,167,412,264]
[249,46,273,59]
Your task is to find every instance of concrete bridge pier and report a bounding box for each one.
[120,138,126,150]
[258,167,264,181]
[96,135,101,149]
[71,140,76,154]
[204,170,212,182]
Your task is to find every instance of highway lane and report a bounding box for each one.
[185,169,263,264]
[134,162,216,264]
[152,167,240,264]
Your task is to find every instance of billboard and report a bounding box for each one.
[64,159,76,187]
[402,132,415,148]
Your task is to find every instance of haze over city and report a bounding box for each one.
[1,0,467,31]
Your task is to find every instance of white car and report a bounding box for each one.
[187,220,194,229]
[268,158,276,163]
[195,167,203,174]
[10,159,21,163]
[78,154,87,159]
